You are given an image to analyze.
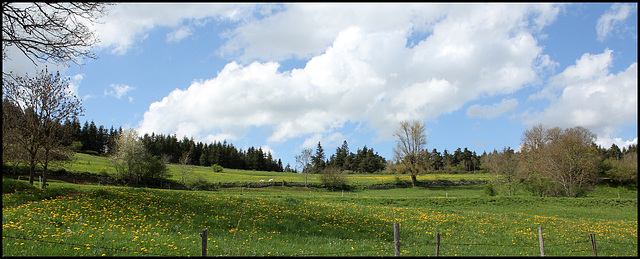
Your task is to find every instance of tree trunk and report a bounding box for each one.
[410,174,417,187]
[29,163,36,185]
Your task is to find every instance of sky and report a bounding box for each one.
[3,3,638,168]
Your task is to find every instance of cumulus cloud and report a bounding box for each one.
[92,3,260,55]
[137,4,561,143]
[467,99,519,119]
[596,4,635,41]
[525,49,637,144]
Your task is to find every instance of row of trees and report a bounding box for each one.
[387,120,637,197]
[141,133,284,172]
[53,118,287,173]
[309,141,387,174]
[482,125,637,197]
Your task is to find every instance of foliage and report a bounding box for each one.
[325,140,386,173]
[319,167,349,190]
[483,182,496,196]
[2,178,35,194]
[519,125,601,197]
[311,142,326,174]
[107,129,168,186]
[393,120,428,186]
[211,164,224,173]
[2,68,83,188]
[603,152,637,185]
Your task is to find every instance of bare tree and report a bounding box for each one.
[519,124,600,197]
[178,151,192,186]
[481,147,520,196]
[295,148,313,187]
[2,68,84,187]
[2,2,113,65]
[392,120,427,187]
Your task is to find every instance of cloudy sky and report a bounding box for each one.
[3,3,637,167]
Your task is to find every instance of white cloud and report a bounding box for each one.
[137,4,561,144]
[167,26,192,43]
[67,74,84,99]
[596,136,638,150]
[467,98,519,119]
[92,3,259,55]
[525,49,637,144]
[105,84,135,100]
[596,4,634,42]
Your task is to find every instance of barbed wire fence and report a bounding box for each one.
[4,224,637,257]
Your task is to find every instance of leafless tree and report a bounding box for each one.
[2,68,84,187]
[2,2,113,65]
[520,124,600,197]
[393,120,428,187]
[178,151,192,186]
[295,148,313,187]
[481,147,520,196]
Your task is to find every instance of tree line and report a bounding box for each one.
[387,120,637,197]
[56,119,285,172]
[305,141,387,174]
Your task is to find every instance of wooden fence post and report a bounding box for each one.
[435,232,440,257]
[538,227,545,257]
[394,223,400,257]
[590,233,597,257]
[200,228,208,257]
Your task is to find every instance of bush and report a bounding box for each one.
[483,183,496,196]
[189,177,216,191]
[320,167,349,190]
[211,164,224,173]
[2,178,35,194]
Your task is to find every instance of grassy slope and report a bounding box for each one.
[2,153,637,256]
[62,153,494,185]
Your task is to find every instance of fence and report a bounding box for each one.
[4,224,637,257]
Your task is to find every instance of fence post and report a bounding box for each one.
[200,228,208,257]
[435,232,440,257]
[538,227,545,257]
[590,233,597,257]
[394,223,400,257]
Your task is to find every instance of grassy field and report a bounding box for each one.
[2,153,637,257]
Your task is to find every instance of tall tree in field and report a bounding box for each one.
[2,68,83,187]
[311,141,326,173]
[2,2,112,65]
[392,120,428,187]
[178,151,192,186]
[295,148,313,187]
[109,128,146,183]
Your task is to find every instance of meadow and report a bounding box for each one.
[2,153,638,257]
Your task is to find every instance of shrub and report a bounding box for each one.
[483,183,496,196]
[320,167,349,190]
[211,164,224,173]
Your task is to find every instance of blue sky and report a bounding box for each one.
[3,3,637,168]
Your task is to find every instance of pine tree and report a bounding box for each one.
[311,141,326,173]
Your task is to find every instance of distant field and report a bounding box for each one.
[61,153,494,186]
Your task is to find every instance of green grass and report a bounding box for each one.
[58,153,494,187]
[3,153,637,256]
[2,179,637,257]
